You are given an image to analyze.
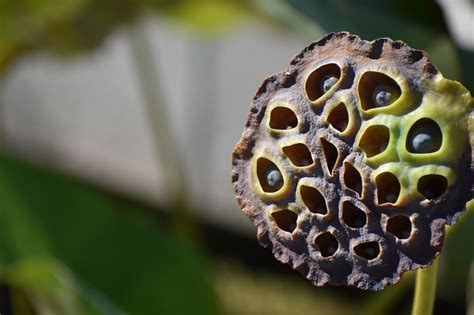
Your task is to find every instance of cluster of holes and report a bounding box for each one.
[262,65,449,265]
[305,66,404,112]
[300,185,328,215]
[358,72,401,110]
[313,232,381,261]
[327,103,349,133]
[359,125,390,158]
[342,201,367,229]
[376,172,400,204]
[359,118,443,159]
[271,209,297,233]
[255,144,315,195]
[269,107,298,130]
[375,171,448,203]
[305,64,341,102]
[283,143,314,167]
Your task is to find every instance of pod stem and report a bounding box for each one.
[411,257,439,315]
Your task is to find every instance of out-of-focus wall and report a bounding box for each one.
[0,16,313,233]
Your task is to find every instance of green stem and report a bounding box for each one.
[127,20,182,200]
[411,257,439,315]
[127,19,198,243]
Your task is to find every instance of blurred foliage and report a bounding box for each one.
[457,48,474,94]
[253,0,325,37]
[215,262,353,315]
[357,274,413,315]
[285,0,447,48]
[0,0,253,75]
[6,258,124,314]
[0,155,217,314]
[154,1,250,35]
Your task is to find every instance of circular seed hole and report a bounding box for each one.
[305,63,341,102]
[314,232,339,257]
[320,138,339,176]
[269,107,298,130]
[417,174,448,200]
[342,201,367,228]
[406,118,442,154]
[327,102,349,132]
[376,172,400,204]
[282,143,313,167]
[343,162,363,197]
[271,209,297,233]
[358,72,401,110]
[386,215,412,239]
[359,125,390,158]
[300,185,328,215]
[354,241,380,260]
[256,158,284,193]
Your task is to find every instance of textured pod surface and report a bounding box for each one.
[231,32,474,291]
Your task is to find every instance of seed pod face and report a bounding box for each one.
[231,32,473,291]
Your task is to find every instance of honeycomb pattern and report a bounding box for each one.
[231,32,474,290]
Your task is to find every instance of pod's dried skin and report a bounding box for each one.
[231,32,473,291]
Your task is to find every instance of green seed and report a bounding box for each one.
[266,166,283,188]
[320,75,338,94]
[372,84,398,107]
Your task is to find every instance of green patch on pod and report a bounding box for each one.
[397,75,473,167]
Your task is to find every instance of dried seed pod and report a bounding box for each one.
[231,32,474,290]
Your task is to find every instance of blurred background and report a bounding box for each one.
[0,0,472,314]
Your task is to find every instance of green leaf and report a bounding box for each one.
[0,155,217,315]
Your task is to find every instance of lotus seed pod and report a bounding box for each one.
[231,32,474,291]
